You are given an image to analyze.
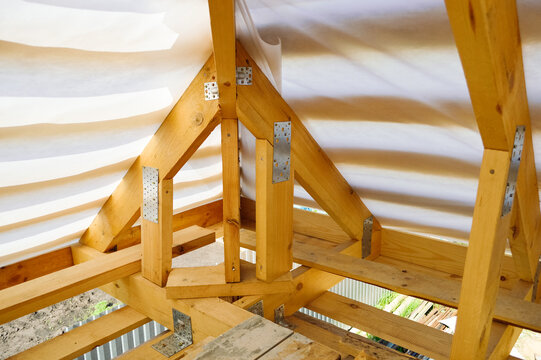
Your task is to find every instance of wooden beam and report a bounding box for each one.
[450,149,512,359]
[80,55,221,252]
[222,119,241,282]
[0,247,73,290]
[0,246,141,325]
[239,228,541,332]
[287,312,414,360]
[307,291,452,360]
[165,261,293,299]
[446,0,541,282]
[142,177,173,287]
[9,306,149,360]
[236,43,379,257]
[256,139,293,281]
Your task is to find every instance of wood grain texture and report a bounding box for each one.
[0,247,73,290]
[450,150,512,360]
[80,55,220,252]
[256,139,293,281]
[307,292,451,360]
[259,332,340,360]
[222,119,241,282]
[236,43,377,256]
[9,306,149,360]
[142,178,173,287]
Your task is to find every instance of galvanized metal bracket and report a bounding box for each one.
[273,304,294,329]
[247,300,264,317]
[142,166,159,223]
[362,216,373,259]
[204,82,219,100]
[236,67,252,85]
[152,309,193,357]
[502,126,526,217]
[272,121,291,184]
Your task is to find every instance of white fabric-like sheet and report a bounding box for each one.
[1,0,541,264]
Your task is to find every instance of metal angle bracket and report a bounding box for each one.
[272,121,291,183]
[152,309,193,357]
[236,67,252,85]
[362,216,373,259]
[247,300,264,317]
[502,126,526,217]
[142,166,159,223]
[204,82,219,101]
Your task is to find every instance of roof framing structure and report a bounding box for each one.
[1,0,541,359]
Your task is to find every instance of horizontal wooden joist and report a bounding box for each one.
[239,228,541,332]
[0,226,214,325]
[9,306,149,360]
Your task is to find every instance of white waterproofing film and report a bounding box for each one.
[1,0,541,265]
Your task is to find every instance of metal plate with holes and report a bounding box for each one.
[152,309,193,357]
[362,216,373,258]
[247,300,264,317]
[502,126,526,217]
[272,121,291,183]
[236,66,252,85]
[204,82,219,100]
[142,166,159,223]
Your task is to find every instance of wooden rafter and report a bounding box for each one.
[236,43,380,258]
[79,55,221,252]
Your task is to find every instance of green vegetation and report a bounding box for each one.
[375,291,397,310]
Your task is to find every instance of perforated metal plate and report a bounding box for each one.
[204,82,219,100]
[142,166,159,223]
[152,309,193,357]
[362,216,373,259]
[272,121,291,183]
[247,300,264,317]
[502,126,525,217]
[236,67,252,85]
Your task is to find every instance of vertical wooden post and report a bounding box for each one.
[222,119,241,282]
[450,149,512,359]
[255,139,293,282]
[142,176,173,287]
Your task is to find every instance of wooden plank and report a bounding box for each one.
[80,55,221,252]
[116,199,223,250]
[236,43,378,256]
[288,312,414,360]
[0,246,141,325]
[193,316,293,360]
[142,177,173,287]
[208,0,236,119]
[451,149,512,360]
[222,119,241,282]
[259,332,340,360]
[381,228,519,286]
[256,139,293,281]
[239,228,541,332]
[0,247,73,290]
[307,292,451,360]
[9,306,149,360]
[166,261,293,299]
[446,0,541,282]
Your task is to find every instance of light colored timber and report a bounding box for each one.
[307,291,451,360]
[256,139,293,281]
[239,228,541,332]
[221,119,241,282]
[80,55,220,252]
[142,177,173,287]
[287,312,415,360]
[259,332,341,360]
[236,43,379,257]
[9,306,149,360]
[446,0,541,283]
[0,245,141,325]
[0,247,73,290]
[115,199,223,250]
[166,260,293,299]
[451,150,512,359]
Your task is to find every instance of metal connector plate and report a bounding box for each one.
[204,82,219,100]
[236,67,252,85]
[142,166,159,223]
[152,309,193,357]
[272,121,291,183]
[502,126,525,217]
